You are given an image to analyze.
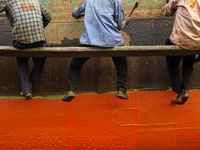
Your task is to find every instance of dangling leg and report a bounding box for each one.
[30,57,46,91]
[62,57,90,102]
[166,56,182,93]
[29,41,49,92]
[165,38,184,104]
[17,57,32,100]
[177,55,196,104]
[112,57,129,99]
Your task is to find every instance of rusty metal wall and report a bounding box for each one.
[42,0,166,46]
[0,0,200,95]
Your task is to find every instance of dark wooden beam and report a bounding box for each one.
[0,45,200,57]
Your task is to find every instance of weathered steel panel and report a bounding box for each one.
[42,0,166,19]
[40,0,167,45]
[0,1,200,95]
[1,16,200,95]
[0,0,167,45]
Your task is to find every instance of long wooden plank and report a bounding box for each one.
[0,45,200,57]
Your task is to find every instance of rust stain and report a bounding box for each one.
[96,23,99,30]
[146,22,155,27]
[174,30,178,34]
[177,39,182,43]
[44,0,167,44]
[189,2,196,9]
[173,30,187,43]
[90,15,94,25]
[20,4,36,11]
[121,31,131,46]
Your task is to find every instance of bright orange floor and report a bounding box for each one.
[0,90,200,149]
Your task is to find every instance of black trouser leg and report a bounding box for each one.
[165,38,195,93]
[67,57,90,91]
[112,57,127,93]
[166,38,182,93]
[182,55,195,91]
[30,57,47,91]
[166,56,182,93]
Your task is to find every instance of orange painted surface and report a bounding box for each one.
[0,91,200,149]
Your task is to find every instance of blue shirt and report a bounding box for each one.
[72,0,126,47]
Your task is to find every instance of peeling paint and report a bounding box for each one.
[121,31,131,46]
[43,0,167,44]
[61,37,79,46]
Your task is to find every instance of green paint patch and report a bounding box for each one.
[71,1,78,7]
[124,0,138,8]
[190,89,200,91]
[38,95,65,99]
[139,9,162,13]
[0,96,23,99]
[41,0,49,7]
[1,89,200,99]
[0,95,66,100]
[123,0,165,9]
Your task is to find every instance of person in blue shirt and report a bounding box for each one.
[62,0,130,102]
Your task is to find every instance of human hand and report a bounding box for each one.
[125,15,130,26]
[162,4,170,17]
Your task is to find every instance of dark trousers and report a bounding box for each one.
[165,38,195,93]
[12,41,49,95]
[67,46,127,93]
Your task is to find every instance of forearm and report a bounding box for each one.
[40,4,51,28]
[42,13,51,28]
[72,2,86,19]
[72,8,81,18]
[0,0,6,13]
[114,1,126,30]
[162,0,177,17]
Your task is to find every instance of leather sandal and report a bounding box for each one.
[24,93,32,100]
[116,91,129,100]
[62,91,75,102]
[171,90,189,105]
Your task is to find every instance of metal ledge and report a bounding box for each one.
[0,45,200,57]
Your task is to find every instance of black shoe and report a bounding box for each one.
[62,91,75,102]
[116,91,129,100]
